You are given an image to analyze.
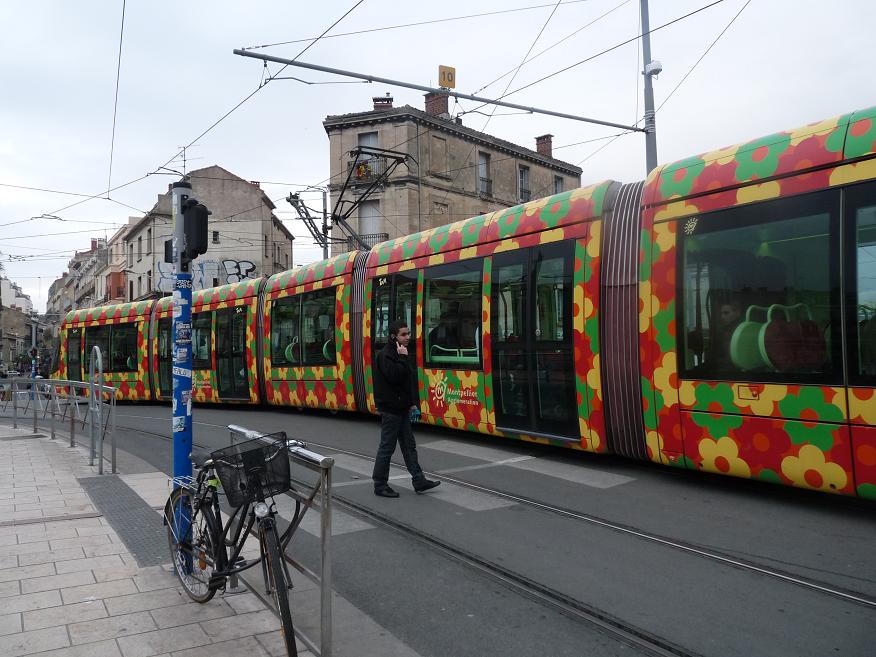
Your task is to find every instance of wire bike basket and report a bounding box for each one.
[211,432,291,508]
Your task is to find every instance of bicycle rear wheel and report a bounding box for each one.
[263,520,297,657]
[165,486,217,603]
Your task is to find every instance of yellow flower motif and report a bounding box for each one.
[399,260,416,272]
[493,239,520,254]
[644,167,661,187]
[653,222,675,253]
[325,391,338,409]
[586,222,601,257]
[781,444,848,493]
[587,355,601,400]
[583,296,594,320]
[458,371,479,387]
[788,117,840,146]
[646,430,666,464]
[570,184,597,202]
[639,280,652,334]
[702,143,740,166]
[459,246,478,260]
[375,265,389,277]
[849,388,876,424]
[732,384,787,416]
[654,200,697,223]
[305,390,318,407]
[539,228,565,245]
[699,436,751,478]
[652,352,677,397]
[524,196,551,215]
[679,380,697,407]
[736,181,781,204]
[830,159,876,186]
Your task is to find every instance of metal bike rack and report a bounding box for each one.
[228,423,335,657]
[1,374,117,474]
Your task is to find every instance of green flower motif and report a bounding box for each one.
[461,216,489,247]
[585,315,599,352]
[539,194,571,228]
[782,420,836,451]
[676,455,696,470]
[659,156,706,198]
[857,483,876,501]
[641,376,660,430]
[757,468,783,485]
[734,133,790,181]
[777,388,844,423]
[693,382,736,413]
[590,182,609,216]
[653,305,675,352]
[639,229,652,282]
[844,108,876,158]
[690,409,743,438]
[496,206,525,239]
[402,236,419,258]
[824,113,853,154]
[428,225,451,253]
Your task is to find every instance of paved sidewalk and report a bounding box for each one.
[0,422,420,657]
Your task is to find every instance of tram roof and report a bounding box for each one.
[63,300,154,327]
[264,251,357,294]
[645,105,876,207]
[367,180,616,269]
[154,278,264,312]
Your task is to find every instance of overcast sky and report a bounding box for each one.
[1,0,873,312]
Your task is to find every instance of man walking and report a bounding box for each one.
[372,320,440,498]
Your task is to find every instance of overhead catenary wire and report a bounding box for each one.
[105,0,127,198]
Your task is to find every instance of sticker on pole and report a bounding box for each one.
[175,321,192,345]
[172,417,186,433]
[172,366,192,378]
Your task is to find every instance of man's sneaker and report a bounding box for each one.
[414,479,441,494]
[374,486,400,498]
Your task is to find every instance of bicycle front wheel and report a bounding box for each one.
[263,520,297,657]
[165,486,217,603]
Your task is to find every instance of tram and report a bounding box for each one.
[55,105,876,498]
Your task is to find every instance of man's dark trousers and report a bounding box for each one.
[373,411,425,489]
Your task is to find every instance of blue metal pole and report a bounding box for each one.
[171,181,194,481]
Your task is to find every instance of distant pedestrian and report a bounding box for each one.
[372,320,440,498]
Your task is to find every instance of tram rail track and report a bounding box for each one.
[111,418,876,614]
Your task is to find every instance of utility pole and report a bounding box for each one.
[640,0,661,174]
[321,188,328,261]
[169,181,210,481]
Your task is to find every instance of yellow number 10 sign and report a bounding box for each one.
[439,65,456,90]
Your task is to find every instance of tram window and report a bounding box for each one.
[535,257,568,342]
[84,326,111,370]
[373,278,391,352]
[848,183,876,384]
[679,190,840,383]
[191,313,212,369]
[271,296,301,366]
[424,260,483,369]
[110,323,138,372]
[302,288,336,366]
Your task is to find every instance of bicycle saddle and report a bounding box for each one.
[189,447,213,468]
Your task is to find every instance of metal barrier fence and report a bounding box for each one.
[228,423,335,657]
[0,372,118,474]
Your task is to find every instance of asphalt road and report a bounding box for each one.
[77,403,876,656]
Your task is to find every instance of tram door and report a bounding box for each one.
[492,242,577,439]
[216,307,249,400]
[157,319,172,399]
[67,328,83,382]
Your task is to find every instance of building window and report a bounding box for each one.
[424,260,483,369]
[478,152,492,196]
[146,228,152,254]
[212,277,219,288]
[265,235,269,258]
[137,236,142,261]
[433,202,449,224]
[213,230,219,244]
[554,176,564,195]
[137,276,142,298]
[359,200,380,236]
[147,270,152,292]
[128,244,133,267]
[518,166,531,203]
[679,189,840,383]
[431,136,449,177]
[129,281,133,301]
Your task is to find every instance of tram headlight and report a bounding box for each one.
[253,502,270,518]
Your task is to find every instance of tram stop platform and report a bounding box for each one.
[0,421,422,657]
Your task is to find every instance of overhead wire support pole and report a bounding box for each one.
[640,0,659,173]
[233,50,647,133]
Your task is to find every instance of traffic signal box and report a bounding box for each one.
[164,198,211,269]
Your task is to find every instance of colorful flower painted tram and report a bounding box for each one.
[56,105,876,498]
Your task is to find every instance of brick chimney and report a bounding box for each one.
[373,93,393,110]
[424,92,449,118]
[536,134,554,158]
[91,239,97,251]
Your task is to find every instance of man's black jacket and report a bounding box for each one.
[374,340,418,415]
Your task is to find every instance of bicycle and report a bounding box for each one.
[163,431,302,657]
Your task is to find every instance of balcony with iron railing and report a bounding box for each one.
[346,232,390,251]
[347,157,387,183]
[478,177,493,197]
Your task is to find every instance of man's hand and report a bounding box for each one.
[396,342,408,356]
